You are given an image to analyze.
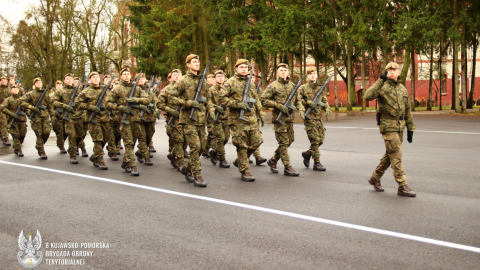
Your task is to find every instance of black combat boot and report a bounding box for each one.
[108,152,119,161]
[181,166,194,182]
[144,157,153,166]
[249,158,253,164]
[255,156,267,165]
[167,153,178,169]
[135,151,144,163]
[89,155,99,167]
[3,138,11,146]
[149,145,156,152]
[16,149,24,157]
[241,171,255,182]
[201,149,211,158]
[60,146,67,154]
[219,159,230,168]
[81,146,88,157]
[267,158,278,173]
[284,166,299,176]
[98,161,108,170]
[209,149,217,165]
[121,162,132,173]
[70,155,78,164]
[39,152,48,160]
[313,162,326,171]
[194,176,207,187]
[302,151,311,168]
[131,166,139,176]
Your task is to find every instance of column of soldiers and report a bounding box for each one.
[0,58,416,197]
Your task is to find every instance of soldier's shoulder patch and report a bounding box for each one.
[176,81,179,84]
[267,85,271,88]
[224,83,228,87]
[160,89,165,93]
[110,89,114,93]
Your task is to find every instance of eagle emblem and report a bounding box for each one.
[17,230,43,268]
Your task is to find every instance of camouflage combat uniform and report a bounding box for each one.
[106,86,122,154]
[169,70,215,177]
[205,86,216,152]
[157,82,185,166]
[210,82,230,161]
[19,87,55,154]
[220,73,264,173]
[106,80,149,167]
[0,84,11,141]
[75,84,112,163]
[365,78,415,187]
[52,84,85,156]
[0,93,28,151]
[140,84,158,157]
[261,77,305,168]
[298,81,329,163]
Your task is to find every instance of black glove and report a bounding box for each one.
[407,130,413,143]
[380,70,388,83]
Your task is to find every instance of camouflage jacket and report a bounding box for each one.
[141,84,158,123]
[169,70,214,126]
[0,85,10,102]
[156,82,176,122]
[19,87,55,119]
[219,73,263,129]
[52,84,83,120]
[365,78,415,133]
[106,85,121,122]
[261,77,305,124]
[75,84,111,123]
[106,80,149,123]
[210,83,229,124]
[298,81,330,123]
[0,94,29,122]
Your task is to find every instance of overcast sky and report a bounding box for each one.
[2,0,29,25]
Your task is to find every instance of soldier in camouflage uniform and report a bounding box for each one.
[8,77,25,96]
[261,63,305,176]
[20,78,56,159]
[105,76,120,161]
[53,73,87,164]
[249,75,267,165]
[106,68,151,176]
[208,70,231,168]
[0,85,28,156]
[157,69,185,170]
[135,74,159,162]
[0,76,11,146]
[202,74,216,158]
[75,72,112,170]
[51,80,68,153]
[298,67,331,171]
[219,59,265,181]
[365,62,416,197]
[168,54,215,187]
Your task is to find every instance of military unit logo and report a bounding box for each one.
[17,230,43,268]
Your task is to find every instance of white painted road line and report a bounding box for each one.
[2,160,480,254]
[294,125,480,135]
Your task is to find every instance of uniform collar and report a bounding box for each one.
[308,81,317,88]
[187,69,200,78]
[386,79,399,86]
[121,81,132,87]
[278,77,290,84]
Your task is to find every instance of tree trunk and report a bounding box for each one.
[453,0,460,112]
[411,47,416,111]
[467,34,477,108]
[401,47,411,85]
[461,23,467,113]
[362,52,366,111]
[439,40,443,110]
[428,44,434,110]
[347,42,354,111]
[334,40,339,111]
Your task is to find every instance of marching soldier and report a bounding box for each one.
[19,78,56,159]
[132,73,154,166]
[298,67,330,171]
[52,73,87,164]
[106,67,150,176]
[209,70,230,168]
[168,54,215,187]
[261,63,305,176]
[105,76,120,161]
[0,85,28,156]
[52,80,67,153]
[0,76,12,146]
[365,62,416,197]
[75,72,112,170]
[138,74,159,159]
[202,73,216,158]
[219,59,264,181]
[157,69,185,170]
[250,75,267,165]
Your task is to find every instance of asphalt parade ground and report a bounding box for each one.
[1,113,479,269]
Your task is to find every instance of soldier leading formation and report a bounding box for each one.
[0,57,416,197]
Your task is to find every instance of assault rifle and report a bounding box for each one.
[88,76,115,124]
[188,62,210,121]
[274,75,306,125]
[61,76,84,122]
[140,75,155,122]
[304,73,334,120]
[121,71,143,125]
[239,63,255,122]
[30,80,52,122]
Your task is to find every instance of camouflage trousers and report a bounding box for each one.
[206,121,215,150]
[88,122,112,163]
[31,117,51,153]
[143,122,155,155]
[8,121,27,150]
[108,121,121,154]
[121,122,148,167]
[373,132,407,187]
[212,121,230,160]
[166,121,185,166]
[52,117,66,148]
[183,124,206,177]
[305,120,325,163]
[231,124,263,173]
[0,112,8,140]
[272,122,294,168]
[64,119,86,156]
